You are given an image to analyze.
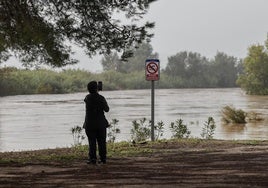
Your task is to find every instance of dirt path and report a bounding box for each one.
[1,141,268,187]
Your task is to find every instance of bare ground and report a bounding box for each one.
[1,140,268,188]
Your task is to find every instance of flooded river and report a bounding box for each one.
[0,88,267,152]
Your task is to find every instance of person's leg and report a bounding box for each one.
[97,128,107,163]
[86,130,97,163]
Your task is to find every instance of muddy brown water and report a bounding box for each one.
[0,88,268,152]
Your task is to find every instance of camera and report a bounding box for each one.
[98,81,103,91]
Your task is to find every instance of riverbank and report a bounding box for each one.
[0,139,268,187]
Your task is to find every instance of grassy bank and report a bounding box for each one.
[0,139,267,165]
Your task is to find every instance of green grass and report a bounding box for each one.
[0,142,154,165]
[1,139,267,165]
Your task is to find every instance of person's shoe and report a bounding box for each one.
[98,160,106,164]
[86,160,96,165]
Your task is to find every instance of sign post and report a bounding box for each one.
[145,59,160,141]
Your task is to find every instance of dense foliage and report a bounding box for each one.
[163,51,242,88]
[0,42,245,96]
[101,43,242,88]
[221,105,246,124]
[237,39,268,95]
[0,67,93,96]
[102,43,158,73]
[0,64,240,97]
[0,0,155,67]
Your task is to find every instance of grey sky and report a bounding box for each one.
[147,0,268,60]
[3,0,268,72]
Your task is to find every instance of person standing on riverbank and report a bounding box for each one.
[84,81,109,164]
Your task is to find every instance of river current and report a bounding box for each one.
[0,88,267,152]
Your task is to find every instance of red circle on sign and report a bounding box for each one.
[146,62,158,74]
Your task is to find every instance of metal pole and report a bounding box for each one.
[151,80,155,141]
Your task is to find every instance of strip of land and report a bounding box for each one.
[0,140,268,187]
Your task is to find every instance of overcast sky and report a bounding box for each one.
[4,0,268,72]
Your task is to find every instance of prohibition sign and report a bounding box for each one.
[145,59,160,81]
[147,62,159,74]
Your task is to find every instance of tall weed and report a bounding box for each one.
[71,126,85,146]
[201,117,216,139]
[170,119,191,139]
[130,118,151,142]
[107,119,120,143]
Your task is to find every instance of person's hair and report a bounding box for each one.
[87,81,98,93]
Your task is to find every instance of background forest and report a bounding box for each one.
[1,40,268,96]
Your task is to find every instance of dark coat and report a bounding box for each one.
[84,93,109,130]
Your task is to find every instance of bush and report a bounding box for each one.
[130,118,151,142]
[170,119,191,139]
[107,119,120,143]
[71,126,85,146]
[154,121,165,141]
[221,105,246,124]
[201,117,216,139]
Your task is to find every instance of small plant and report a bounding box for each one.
[221,105,246,124]
[71,126,85,146]
[130,118,151,142]
[170,119,191,139]
[154,121,165,141]
[201,117,216,139]
[107,119,120,143]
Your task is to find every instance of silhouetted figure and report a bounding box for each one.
[84,81,109,164]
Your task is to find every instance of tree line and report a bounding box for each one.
[0,49,241,96]
[101,42,243,88]
[1,37,268,96]
[0,68,90,96]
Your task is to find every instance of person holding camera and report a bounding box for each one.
[84,81,109,164]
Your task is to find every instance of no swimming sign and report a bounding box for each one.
[145,59,160,81]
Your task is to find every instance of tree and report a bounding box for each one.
[122,42,158,73]
[164,51,187,77]
[0,0,156,67]
[211,52,239,87]
[101,52,123,72]
[164,51,210,87]
[101,42,158,73]
[237,41,268,95]
[164,51,241,88]
[185,52,208,77]
[184,52,209,86]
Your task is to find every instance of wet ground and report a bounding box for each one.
[0,140,268,187]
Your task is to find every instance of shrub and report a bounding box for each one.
[130,118,151,142]
[221,105,246,124]
[71,126,85,146]
[154,121,165,141]
[107,119,120,143]
[170,119,191,139]
[201,117,216,139]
